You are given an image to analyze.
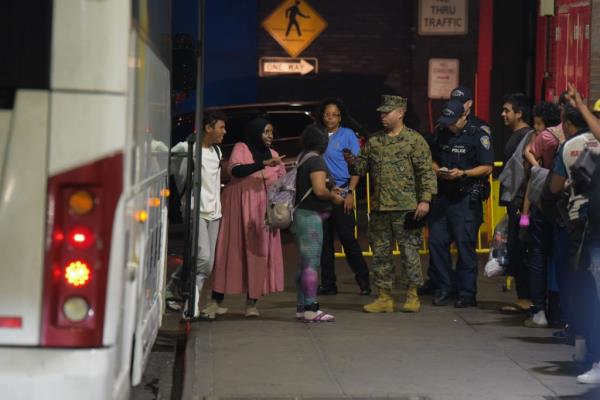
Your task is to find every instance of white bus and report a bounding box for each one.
[0,1,171,399]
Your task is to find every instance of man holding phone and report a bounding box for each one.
[428,100,494,308]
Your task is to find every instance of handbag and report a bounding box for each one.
[263,152,318,229]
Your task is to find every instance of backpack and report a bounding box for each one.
[264,151,319,229]
[499,129,535,206]
[570,145,599,195]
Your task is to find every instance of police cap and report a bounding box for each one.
[450,86,473,104]
[438,100,465,127]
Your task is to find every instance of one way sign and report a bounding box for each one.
[259,57,318,77]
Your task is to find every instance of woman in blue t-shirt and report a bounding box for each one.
[316,97,371,296]
[291,125,344,322]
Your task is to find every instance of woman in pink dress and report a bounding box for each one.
[201,118,286,318]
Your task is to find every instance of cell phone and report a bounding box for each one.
[438,167,450,174]
[404,211,427,229]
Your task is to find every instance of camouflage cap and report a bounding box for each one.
[376,95,408,112]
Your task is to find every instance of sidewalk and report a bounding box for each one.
[182,239,599,400]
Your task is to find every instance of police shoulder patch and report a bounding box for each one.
[480,135,491,150]
[481,125,491,136]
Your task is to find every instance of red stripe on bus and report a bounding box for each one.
[0,317,23,329]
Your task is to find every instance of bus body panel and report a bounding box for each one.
[0,111,11,168]
[102,195,127,347]
[127,29,171,381]
[0,0,171,396]
[51,0,129,93]
[128,177,169,385]
[0,346,128,400]
[48,92,127,176]
[0,90,49,345]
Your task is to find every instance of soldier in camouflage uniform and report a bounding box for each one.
[345,95,437,313]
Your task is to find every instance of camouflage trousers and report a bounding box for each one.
[369,211,424,290]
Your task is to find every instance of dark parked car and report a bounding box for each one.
[207,101,318,166]
[172,101,318,181]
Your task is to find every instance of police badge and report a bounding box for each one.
[480,135,491,150]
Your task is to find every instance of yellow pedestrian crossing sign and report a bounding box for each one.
[262,0,327,58]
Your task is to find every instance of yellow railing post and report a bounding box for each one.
[334,163,505,258]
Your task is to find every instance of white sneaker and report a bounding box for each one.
[524,310,548,328]
[167,299,182,311]
[182,284,202,319]
[200,301,228,320]
[245,305,260,317]
[577,362,600,384]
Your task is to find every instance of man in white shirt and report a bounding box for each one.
[186,111,227,318]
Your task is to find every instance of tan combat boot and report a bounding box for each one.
[401,285,421,313]
[363,288,395,313]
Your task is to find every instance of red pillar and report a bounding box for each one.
[534,9,549,102]
[476,0,494,122]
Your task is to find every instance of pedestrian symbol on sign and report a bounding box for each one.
[285,0,310,36]
[262,0,327,58]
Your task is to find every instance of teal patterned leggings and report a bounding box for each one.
[291,208,330,306]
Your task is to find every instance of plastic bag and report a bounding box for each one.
[484,215,509,278]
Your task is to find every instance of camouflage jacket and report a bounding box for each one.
[351,127,437,211]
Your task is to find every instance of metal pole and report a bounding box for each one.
[186,0,206,319]
[181,134,195,306]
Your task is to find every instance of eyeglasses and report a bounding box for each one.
[324,113,340,118]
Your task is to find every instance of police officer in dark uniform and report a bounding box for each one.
[451,85,493,206]
[428,100,494,308]
[420,86,492,296]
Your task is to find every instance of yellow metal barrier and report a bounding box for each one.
[335,162,506,257]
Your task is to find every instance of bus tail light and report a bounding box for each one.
[64,260,91,287]
[41,153,122,347]
[68,190,95,215]
[63,297,91,322]
[66,226,95,249]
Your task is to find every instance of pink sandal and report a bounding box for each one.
[303,310,336,323]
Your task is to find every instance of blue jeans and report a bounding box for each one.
[586,232,600,360]
[589,232,600,303]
